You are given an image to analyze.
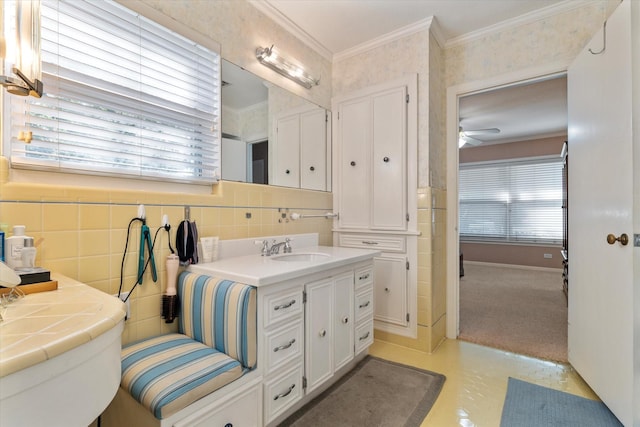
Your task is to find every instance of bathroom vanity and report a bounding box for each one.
[189,234,378,427]
[0,275,126,427]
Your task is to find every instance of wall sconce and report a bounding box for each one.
[1,0,43,98]
[256,45,319,89]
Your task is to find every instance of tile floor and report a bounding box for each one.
[369,338,598,427]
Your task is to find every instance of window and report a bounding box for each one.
[459,158,563,244]
[5,0,221,183]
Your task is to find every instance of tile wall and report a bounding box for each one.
[0,157,333,344]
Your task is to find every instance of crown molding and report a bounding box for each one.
[248,0,333,61]
[445,0,603,48]
[334,16,434,62]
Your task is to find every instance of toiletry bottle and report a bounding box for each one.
[5,225,29,269]
[21,237,37,268]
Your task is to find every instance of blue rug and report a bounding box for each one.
[500,378,623,427]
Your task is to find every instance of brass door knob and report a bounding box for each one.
[606,233,629,245]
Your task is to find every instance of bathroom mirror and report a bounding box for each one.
[220,59,330,191]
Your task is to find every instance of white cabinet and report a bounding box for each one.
[373,254,407,327]
[304,271,354,393]
[335,84,407,231]
[273,106,328,190]
[334,75,418,340]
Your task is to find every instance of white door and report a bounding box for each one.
[333,272,354,371]
[337,96,371,229]
[567,2,634,425]
[372,87,407,230]
[300,108,327,191]
[273,114,300,188]
[220,137,247,182]
[305,278,334,393]
[373,255,407,327]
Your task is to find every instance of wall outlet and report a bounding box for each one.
[114,292,131,319]
[543,253,553,259]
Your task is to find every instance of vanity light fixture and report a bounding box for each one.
[256,45,319,89]
[1,0,43,98]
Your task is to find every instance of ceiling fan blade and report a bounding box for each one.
[462,128,500,136]
[460,136,483,147]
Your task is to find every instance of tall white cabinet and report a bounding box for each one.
[333,75,418,338]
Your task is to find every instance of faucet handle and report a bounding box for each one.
[254,239,271,256]
[284,237,292,253]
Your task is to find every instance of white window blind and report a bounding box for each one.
[459,158,563,244]
[8,0,220,183]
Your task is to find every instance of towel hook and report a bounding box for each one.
[184,206,190,221]
[589,20,607,55]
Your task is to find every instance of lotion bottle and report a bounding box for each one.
[5,225,28,269]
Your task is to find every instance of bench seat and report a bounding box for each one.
[121,333,245,419]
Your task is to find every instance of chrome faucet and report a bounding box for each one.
[269,238,292,255]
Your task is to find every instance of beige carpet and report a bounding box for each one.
[458,263,568,362]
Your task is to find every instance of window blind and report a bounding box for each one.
[459,158,563,244]
[8,0,221,183]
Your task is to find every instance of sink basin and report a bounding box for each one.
[271,252,331,262]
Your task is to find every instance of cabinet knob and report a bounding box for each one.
[383,156,389,162]
[342,316,349,324]
[285,169,290,174]
[310,166,315,171]
[224,424,233,427]
[385,287,390,292]
[350,161,356,166]
[319,329,327,337]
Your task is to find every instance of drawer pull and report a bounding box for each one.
[274,384,295,400]
[359,301,371,309]
[273,338,296,352]
[358,273,370,280]
[362,241,378,245]
[274,300,296,311]
[359,331,370,341]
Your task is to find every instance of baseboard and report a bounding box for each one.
[464,261,562,273]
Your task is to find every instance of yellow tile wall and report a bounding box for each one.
[0,157,333,344]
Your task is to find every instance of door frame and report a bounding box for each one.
[445,61,570,338]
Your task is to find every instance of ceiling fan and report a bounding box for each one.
[458,126,500,148]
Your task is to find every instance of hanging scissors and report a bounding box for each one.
[137,206,157,284]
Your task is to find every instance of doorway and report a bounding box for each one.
[447,73,569,361]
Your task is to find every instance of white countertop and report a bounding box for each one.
[188,245,379,286]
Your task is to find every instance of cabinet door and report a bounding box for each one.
[373,254,407,326]
[300,108,327,191]
[333,272,354,371]
[305,278,334,393]
[273,114,300,187]
[337,96,370,229]
[371,87,407,230]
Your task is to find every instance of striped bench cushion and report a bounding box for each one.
[121,333,244,419]
[178,272,257,369]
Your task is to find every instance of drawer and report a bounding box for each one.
[355,288,373,324]
[355,320,374,355]
[175,380,261,427]
[355,266,373,290]
[264,364,304,424]
[264,287,304,328]
[265,321,304,375]
[339,234,406,253]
